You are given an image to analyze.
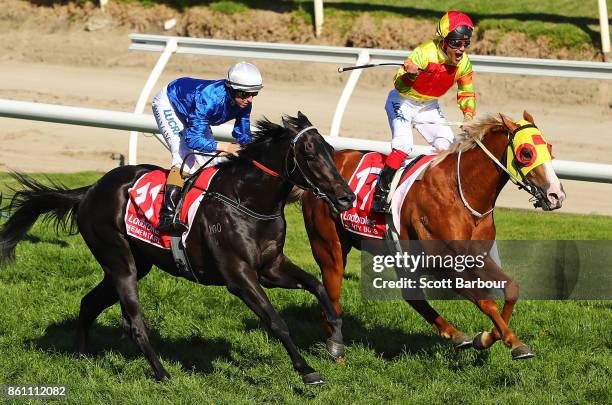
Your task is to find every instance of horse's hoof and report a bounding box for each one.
[451,333,473,350]
[326,338,345,360]
[155,370,172,382]
[336,356,346,367]
[302,372,325,385]
[511,344,535,360]
[472,332,488,351]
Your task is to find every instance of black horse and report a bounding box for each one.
[0,112,355,385]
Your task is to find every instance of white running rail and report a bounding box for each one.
[127,34,612,163]
[2,98,612,184]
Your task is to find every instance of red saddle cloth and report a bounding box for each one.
[124,167,219,249]
[340,152,435,239]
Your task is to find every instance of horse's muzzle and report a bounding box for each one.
[335,192,356,213]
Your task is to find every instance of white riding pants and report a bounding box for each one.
[384,89,455,154]
[152,87,224,173]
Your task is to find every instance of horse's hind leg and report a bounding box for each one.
[113,271,170,380]
[83,227,169,380]
[75,275,118,354]
[76,254,153,355]
[259,254,345,361]
[226,264,323,385]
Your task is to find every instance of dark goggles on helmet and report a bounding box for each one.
[445,38,471,49]
[234,90,259,99]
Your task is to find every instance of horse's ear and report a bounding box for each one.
[281,115,290,128]
[523,110,535,125]
[499,113,518,132]
[297,111,312,125]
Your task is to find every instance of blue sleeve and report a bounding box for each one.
[232,105,252,145]
[182,92,217,153]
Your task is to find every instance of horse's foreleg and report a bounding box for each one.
[306,235,350,334]
[486,279,519,343]
[226,266,324,385]
[303,199,350,327]
[259,255,345,361]
[404,299,472,349]
[473,298,534,360]
[470,258,532,358]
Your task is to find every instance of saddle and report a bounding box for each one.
[125,166,219,281]
[340,152,436,239]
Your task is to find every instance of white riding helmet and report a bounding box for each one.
[225,62,263,92]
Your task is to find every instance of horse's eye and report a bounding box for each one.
[521,149,532,160]
[515,144,536,166]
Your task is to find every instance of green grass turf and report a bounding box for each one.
[0,172,610,404]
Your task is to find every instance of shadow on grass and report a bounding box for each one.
[23,234,70,248]
[29,319,232,375]
[29,302,490,379]
[243,302,489,361]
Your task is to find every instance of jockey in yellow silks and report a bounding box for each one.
[371,10,477,213]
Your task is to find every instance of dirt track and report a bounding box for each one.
[1,7,611,215]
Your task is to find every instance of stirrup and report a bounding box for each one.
[171,219,189,234]
[371,190,391,213]
[158,214,188,235]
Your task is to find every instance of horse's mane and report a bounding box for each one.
[217,113,311,167]
[431,115,503,166]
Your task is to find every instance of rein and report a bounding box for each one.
[178,152,282,221]
[191,125,333,220]
[205,192,282,220]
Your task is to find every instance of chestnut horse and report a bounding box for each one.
[0,113,355,384]
[301,112,565,360]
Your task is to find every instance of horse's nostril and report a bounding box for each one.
[337,194,355,210]
[339,196,352,205]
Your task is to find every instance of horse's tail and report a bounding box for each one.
[0,173,91,264]
[287,186,305,205]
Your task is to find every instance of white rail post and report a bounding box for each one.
[329,50,370,137]
[314,0,324,37]
[128,37,178,165]
[599,0,611,60]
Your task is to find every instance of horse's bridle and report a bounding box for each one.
[283,126,339,211]
[184,126,338,220]
[457,124,551,218]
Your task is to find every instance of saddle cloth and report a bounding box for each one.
[124,167,219,249]
[339,152,436,239]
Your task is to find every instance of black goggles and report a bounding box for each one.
[234,90,259,99]
[446,38,471,49]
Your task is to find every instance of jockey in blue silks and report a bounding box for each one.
[152,61,263,235]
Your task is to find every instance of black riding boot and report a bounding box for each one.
[371,164,398,213]
[157,185,189,235]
